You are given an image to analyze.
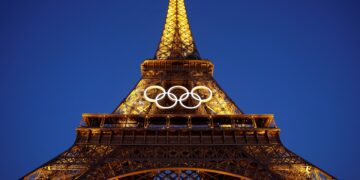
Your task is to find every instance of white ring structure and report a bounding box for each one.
[144,85,213,109]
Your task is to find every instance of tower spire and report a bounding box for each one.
[155,0,201,60]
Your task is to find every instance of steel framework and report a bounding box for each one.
[22,0,335,179]
[155,0,201,60]
[22,114,334,179]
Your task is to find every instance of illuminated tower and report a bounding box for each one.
[22,0,335,179]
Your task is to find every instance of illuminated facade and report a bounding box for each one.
[22,0,335,179]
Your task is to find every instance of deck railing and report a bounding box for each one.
[80,114,277,129]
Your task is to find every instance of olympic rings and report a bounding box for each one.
[144,85,213,109]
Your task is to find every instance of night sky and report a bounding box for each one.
[1,0,359,179]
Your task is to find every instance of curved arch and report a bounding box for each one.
[109,167,252,180]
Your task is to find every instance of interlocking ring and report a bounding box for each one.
[144,85,212,109]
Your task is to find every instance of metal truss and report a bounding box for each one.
[22,143,333,180]
[22,61,334,180]
[113,60,242,115]
[22,0,335,179]
[110,168,250,180]
[113,78,241,115]
[155,0,201,60]
[22,114,334,180]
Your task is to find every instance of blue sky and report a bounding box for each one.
[0,0,359,179]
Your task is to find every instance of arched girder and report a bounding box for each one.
[109,167,252,180]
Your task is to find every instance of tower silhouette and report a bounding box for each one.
[22,0,334,179]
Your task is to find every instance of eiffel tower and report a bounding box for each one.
[22,0,335,179]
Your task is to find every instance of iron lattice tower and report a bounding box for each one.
[22,0,335,179]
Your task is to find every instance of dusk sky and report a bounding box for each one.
[1,0,359,179]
